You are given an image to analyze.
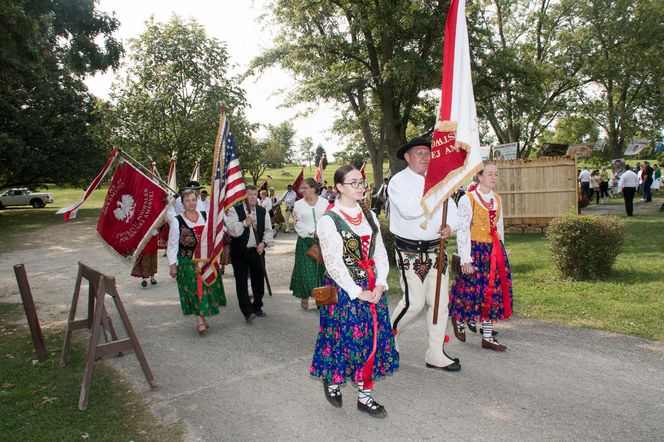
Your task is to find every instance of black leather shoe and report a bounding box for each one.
[426,361,461,372]
[357,399,386,418]
[466,320,477,333]
[254,309,266,317]
[323,382,342,408]
[245,313,256,322]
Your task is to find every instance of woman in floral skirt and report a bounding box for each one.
[310,165,398,418]
[450,162,512,351]
[168,188,226,335]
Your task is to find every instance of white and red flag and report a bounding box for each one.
[149,161,162,180]
[193,108,246,289]
[314,155,325,184]
[190,159,200,182]
[167,153,177,191]
[421,0,483,221]
[258,175,271,194]
[57,148,120,222]
[359,161,367,180]
[96,161,169,259]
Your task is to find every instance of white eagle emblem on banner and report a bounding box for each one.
[113,194,135,222]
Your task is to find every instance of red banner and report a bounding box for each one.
[97,162,168,258]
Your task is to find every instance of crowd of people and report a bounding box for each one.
[131,139,515,418]
[578,160,662,216]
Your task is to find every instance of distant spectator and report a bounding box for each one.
[618,164,638,216]
[590,170,601,204]
[642,161,654,203]
[579,166,591,200]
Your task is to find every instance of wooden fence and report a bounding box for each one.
[494,157,578,227]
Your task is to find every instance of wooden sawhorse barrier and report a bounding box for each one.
[60,262,157,410]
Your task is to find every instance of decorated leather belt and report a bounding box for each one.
[394,235,440,253]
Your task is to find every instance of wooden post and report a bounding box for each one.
[432,200,449,325]
[13,264,48,362]
[61,262,157,410]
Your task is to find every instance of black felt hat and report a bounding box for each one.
[396,138,431,160]
[185,180,202,190]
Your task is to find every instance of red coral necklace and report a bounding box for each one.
[339,209,363,226]
[474,189,494,210]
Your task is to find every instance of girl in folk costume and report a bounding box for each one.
[290,178,329,309]
[310,165,398,418]
[131,229,159,287]
[450,162,513,351]
[167,189,226,335]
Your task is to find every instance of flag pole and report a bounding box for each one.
[117,149,178,196]
[432,200,449,325]
[245,200,273,296]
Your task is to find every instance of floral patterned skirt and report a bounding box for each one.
[310,277,399,385]
[450,241,513,323]
[289,236,325,299]
[176,256,226,316]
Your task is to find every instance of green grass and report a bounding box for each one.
[0,187,107,249]
[387,212,664,341]
[0,305,184,441]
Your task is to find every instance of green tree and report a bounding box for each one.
[469,0,587,158]
[0,0,122,188]
[240,137,270,184]
[111,15,248,182]
[299,136,315,169]
[574,0,664,159]
[252,0,450,180]
[264,121,296,168]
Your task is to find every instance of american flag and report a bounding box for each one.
[193,109,246,287]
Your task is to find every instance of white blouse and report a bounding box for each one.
[316,202,389,300]
[294,197,329,238]
[167,211,206,266]
[456,190,505,265]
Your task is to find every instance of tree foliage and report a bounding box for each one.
[299,136,315,168]
[263,121,296,168]
[0,0,122,188]
[574,0,664,159]
[252,0,450,181]
[111,15,249,183]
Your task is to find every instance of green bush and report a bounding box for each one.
[546,213,626,280]
[378,216,397,265]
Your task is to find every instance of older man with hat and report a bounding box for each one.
[169,180,206,219]
[389,138,461,372]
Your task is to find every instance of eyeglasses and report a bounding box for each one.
[341,180,368,189]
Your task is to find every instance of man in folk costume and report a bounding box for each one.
[389,138,462,372]
[227,185,274,321]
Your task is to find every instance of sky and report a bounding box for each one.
[85,0,343,158]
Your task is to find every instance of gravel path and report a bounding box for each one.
[1,219,663,441]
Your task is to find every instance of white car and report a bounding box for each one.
[0,188,54,209]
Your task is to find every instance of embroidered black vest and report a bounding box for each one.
[325,211,376,284]
[176,212,206,259]
[230,202,266,255]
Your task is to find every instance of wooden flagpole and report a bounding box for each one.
[245,200,273,297]
[432,199,449,325]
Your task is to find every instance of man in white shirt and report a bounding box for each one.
[199,190,210,213]
[282,184,297,232]
[578,166,591,201]
[227,185,274,321]
[618,164,638,216]
[389,138,461,373]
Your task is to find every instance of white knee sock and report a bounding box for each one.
[482,322,494,341]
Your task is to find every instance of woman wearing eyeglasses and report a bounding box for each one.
[290,178,330,309]
[310,165,398,418]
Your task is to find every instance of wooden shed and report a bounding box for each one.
[494,157,578,232]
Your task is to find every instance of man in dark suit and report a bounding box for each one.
[227,185,274,321]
